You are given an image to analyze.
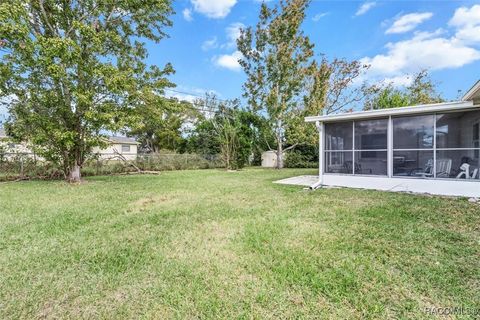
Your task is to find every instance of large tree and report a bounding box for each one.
[237,0,315,169]
[238,0,368,168]
[0,0,174,181]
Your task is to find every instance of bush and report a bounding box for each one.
[284,145,318,168]
[0,152,224,181]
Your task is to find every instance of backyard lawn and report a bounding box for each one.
[0,168,479,319]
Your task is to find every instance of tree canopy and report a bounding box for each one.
[364,70,444,110]
[0,0,174,181]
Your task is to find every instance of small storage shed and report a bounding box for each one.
[262,151,280,168]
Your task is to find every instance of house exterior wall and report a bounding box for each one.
[92,143,138,161]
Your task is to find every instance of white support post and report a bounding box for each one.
[352,121,355,175]
[388,116,393,178]
[433,113,437,178]
[317,121,324,185]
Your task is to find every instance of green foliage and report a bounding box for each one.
[237,0,315,168]
[187,98,258,170]
[129,97,197,153]
[0,0,174,181]
[365,70,444,110]
[284,144,318,168]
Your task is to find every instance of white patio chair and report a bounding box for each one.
[435,158,452,178]
[456,163,471,179]
[471,168,478,179]
[415,158,451,178]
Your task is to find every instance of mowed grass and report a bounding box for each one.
[0,169,479,319]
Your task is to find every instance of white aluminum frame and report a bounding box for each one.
[317,108,480,181]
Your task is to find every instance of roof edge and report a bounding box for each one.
[462,80,480,101]
[305,101,475,123]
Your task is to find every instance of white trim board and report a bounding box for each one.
[319,175,480,197]
[305,101,476,123]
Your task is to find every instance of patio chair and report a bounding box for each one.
[456,163,471,179]
[434,158,452,178]
[457,163,479,179]
[413,158,452,178]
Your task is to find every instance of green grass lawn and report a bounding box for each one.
[0,168,479,319]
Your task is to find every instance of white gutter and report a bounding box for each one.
[305,101,475,123]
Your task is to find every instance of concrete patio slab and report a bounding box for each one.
[274,175,318,187]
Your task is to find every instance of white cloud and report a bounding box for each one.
[355,2,376,16]
[201,37,218,51]
[449,5,480,44]
[312,12,329,22]
[214,51,242,71]
[182,8,193,22]
[386,12,433,34]
[382,75,414,87]
[191,0,237,19]
[224,22,245,48]
[449,4,480,27]
[361,30,480,85]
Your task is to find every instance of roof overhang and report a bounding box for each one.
[305,101,477,123]
[463,80,480,101]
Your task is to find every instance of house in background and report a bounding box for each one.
[0,129,139,161]
[305,81,480,197]
[92,136,139,161]
[0,128,33,156]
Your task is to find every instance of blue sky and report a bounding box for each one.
[151,0,480,104]
[1,0,480,123]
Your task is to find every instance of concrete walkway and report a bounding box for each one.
[274,175,318,187]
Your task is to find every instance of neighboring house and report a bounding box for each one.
[92,136,139,161]
[0,130,139,161]
[0,128,33,156]
[305,81,480,198]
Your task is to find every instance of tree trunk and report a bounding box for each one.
[276,118,284,169]
[68,163,81,183]
[276,142,284,169]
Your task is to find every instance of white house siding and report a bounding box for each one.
[92,143,138,161]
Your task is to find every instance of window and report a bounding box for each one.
[325,122,352,150]
[393,115,434,177]
[434,110,480,179]
[393,115,434,149]
[325,122,353,174]
[354,119,388,175]
[121,144,131,153]
[324,119,387,175]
